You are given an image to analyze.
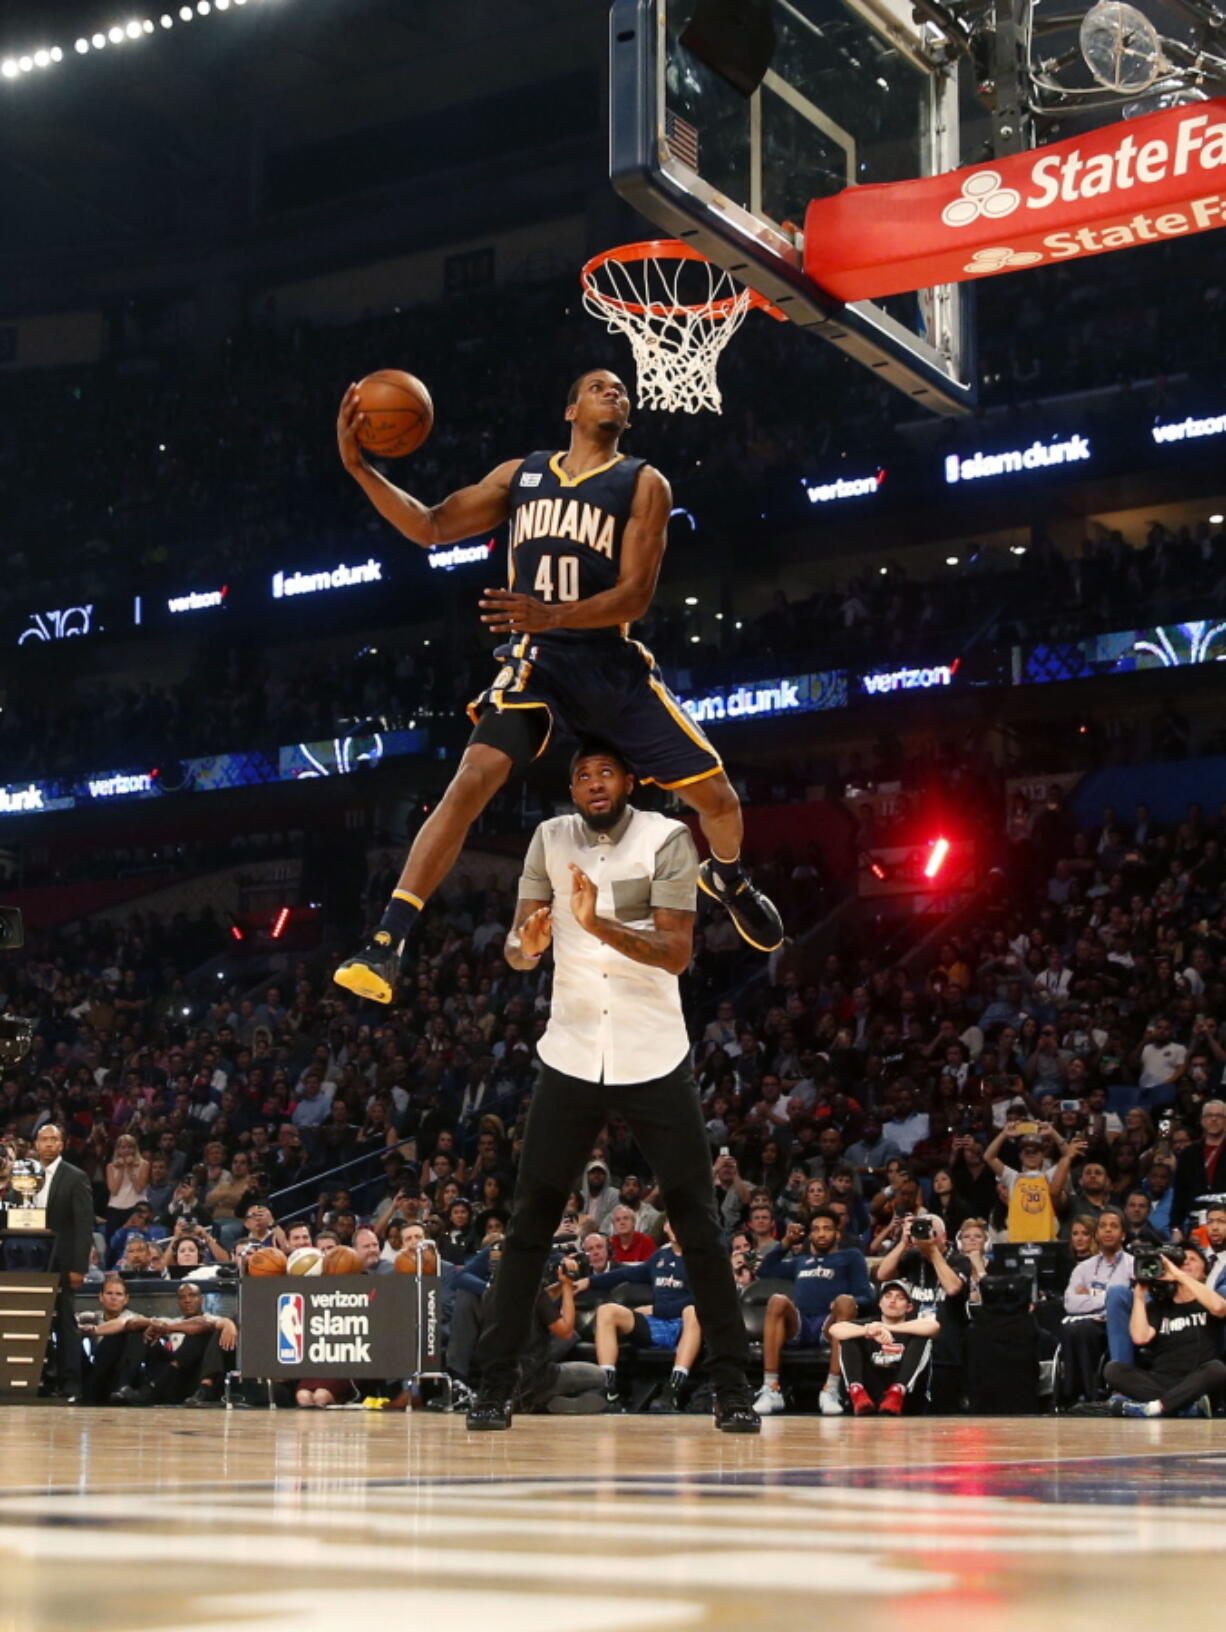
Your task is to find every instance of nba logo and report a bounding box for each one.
[277,1292,304,1364]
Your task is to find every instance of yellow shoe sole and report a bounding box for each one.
[332,963,394,1004]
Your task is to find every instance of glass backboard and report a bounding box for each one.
[609,0,977,413]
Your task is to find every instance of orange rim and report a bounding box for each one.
[581,239,785,322]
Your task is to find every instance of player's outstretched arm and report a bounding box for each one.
[337,386,517,546]
[480,465,672,634]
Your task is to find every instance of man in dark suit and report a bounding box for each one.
[33,1123,95,1400]
[1172,1101,1226,1235]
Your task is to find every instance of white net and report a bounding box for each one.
[581,248,755,414]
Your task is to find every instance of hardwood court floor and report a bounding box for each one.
[0,1407,1224,1632]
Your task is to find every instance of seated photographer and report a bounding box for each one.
[873,1214,972,1412]
[830,1280,940,1416]
[511,1255,608,1416]
[77,1276,147,1404]
[752,1208,873,1418]
[1103,1244,1226,1416]
[729,1230,757,1290]
[575,1225,699,1412]
[1058,1208,1135,1406]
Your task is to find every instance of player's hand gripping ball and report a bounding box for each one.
[341,370,434,462]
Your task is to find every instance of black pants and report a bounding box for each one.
[840,1335,931,1404]
[476,1059,750,1394]
[85,1330,146,1403]
[147,1331,225,1403]
[1059,1316,1108,1405]
[1104,1357,1226,1415]
[51,1276,84,1397]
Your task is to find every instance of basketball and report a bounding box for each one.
[287,1246,326,1276]
[323,1244,364,1276]
[353,368,434,458]
[246,1246,288,1277]
[394,1241,439,1275]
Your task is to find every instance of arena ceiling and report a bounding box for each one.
[0,0,605,298]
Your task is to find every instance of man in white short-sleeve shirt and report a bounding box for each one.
[467,742,758,1436]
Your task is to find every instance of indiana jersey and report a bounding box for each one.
[507,449,646,644]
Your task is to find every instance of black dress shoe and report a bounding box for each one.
[333,933,401,1004]
[465,1395,513,1431]
[110,1385,148,1407]
[713,1387,762,1434]
[697,861,784,952]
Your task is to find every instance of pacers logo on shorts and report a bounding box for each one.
[277,1292,305,1364]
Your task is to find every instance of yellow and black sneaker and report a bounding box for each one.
[332,931,400,1004]
[697,860,784,953]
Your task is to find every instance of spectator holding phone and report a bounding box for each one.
[984,1117,1076,1242]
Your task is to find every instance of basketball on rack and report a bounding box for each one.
[323,1244,364,1276]
[246,1247,288,1277]
[353,368,434,458]
[394,1241,440,1275]
[287,1246,325,1276]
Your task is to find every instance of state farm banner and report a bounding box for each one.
[804,100,1226,301]
[238,1275,443,1378]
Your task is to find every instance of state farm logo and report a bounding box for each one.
[964,246,1045,275]
[941,170,1020,227]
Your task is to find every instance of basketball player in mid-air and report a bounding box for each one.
[333,367,783,1003]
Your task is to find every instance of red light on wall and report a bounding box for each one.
[869,859,888,881]
[271,907,291,940]
[924,837,951,879]
[230,926,244,942]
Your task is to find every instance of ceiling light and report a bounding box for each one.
[179,5,193,16]
[197,1,211,13]
[945,555,959,566]
[33,49,51,67]
[0,60,17,78]
[1211,513,1224,525]
[50,45,63,59]
[109,25,125,42]
[690,635,700,644]
[75,37,90,51]
[684,595,698,606]
[18,55,33,71]
[125,20,144,37]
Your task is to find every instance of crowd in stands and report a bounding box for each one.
[4,768,1226,1414]
[4,496,1224,788]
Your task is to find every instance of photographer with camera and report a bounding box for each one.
[752,1207,873,1417]
[511,1252,608,1415]
[873,1213,973,1412]
[1102,1243,1226,1416]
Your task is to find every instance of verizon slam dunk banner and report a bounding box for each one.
[238,1275,443,1378]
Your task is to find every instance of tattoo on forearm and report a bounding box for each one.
[593,916,679,969]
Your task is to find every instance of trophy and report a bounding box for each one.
[6,1156,46,1231]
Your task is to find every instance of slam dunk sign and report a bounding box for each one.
[803,99,1226,301]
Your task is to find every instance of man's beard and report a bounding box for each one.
[583,793,628,832]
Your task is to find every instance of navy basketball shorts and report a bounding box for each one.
[468,634,722,789]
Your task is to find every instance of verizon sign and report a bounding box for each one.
[803,99,1226,302]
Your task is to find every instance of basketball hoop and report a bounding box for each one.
[580,240,783,415]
